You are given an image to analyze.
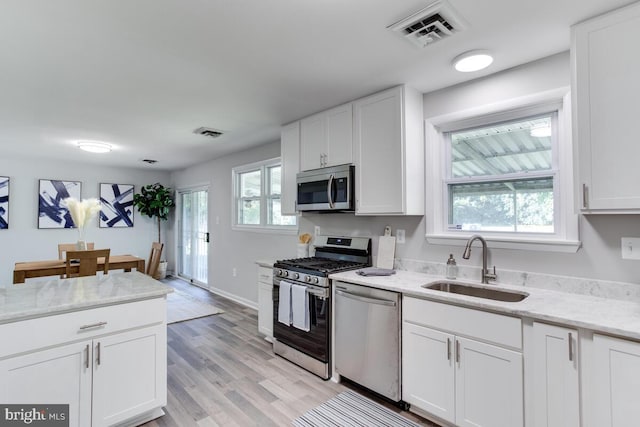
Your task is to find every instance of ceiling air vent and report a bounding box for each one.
[388,0,468,48]
[193,127,224,138]
[142,159,158,164]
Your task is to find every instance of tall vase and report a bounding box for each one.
[77,227,87,250]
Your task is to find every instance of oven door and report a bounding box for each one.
[272,280,330,363]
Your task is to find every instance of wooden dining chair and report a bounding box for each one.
[146,242,164,279]
[58,242,95,260]
[65,249,110,278]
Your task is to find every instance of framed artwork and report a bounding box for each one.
[99,183,134,228]
[0,176,8,229]
[38,179,81,229]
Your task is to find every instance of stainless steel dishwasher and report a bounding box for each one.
[334,280,402,402]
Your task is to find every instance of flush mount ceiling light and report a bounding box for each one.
[530,124,552,138]
[452,50,493,72]
[77,141,112,153]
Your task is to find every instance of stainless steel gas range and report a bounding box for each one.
[272,235,371,380]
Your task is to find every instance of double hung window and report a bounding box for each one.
[233,158,297,231]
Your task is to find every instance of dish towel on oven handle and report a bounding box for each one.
[278,281,292,325]
[291,284,310,332]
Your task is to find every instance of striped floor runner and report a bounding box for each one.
[292,390,420,427]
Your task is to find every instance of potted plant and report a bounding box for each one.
[133,183,175,279]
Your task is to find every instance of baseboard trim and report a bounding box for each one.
[171,275,258,310]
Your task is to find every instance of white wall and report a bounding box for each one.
[298,52,640,285]
[0,154,171,285]
[170,141,298,307]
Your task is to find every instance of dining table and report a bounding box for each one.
[13,255,146,284]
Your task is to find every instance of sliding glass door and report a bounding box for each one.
[178,187,208,286]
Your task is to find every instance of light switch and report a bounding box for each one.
[621,237,640,260]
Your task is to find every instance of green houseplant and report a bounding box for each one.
[133,183,175,278]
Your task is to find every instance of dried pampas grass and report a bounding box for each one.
[63,197,101,228]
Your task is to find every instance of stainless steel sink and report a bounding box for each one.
[423,281,528,302]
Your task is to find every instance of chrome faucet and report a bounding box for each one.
[462,235,497,284]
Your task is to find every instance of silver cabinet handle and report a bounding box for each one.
[455,339,460,363]
[85,344,90,369]
[96,342,101,366]
[568,332,574,362]
[79,321,107,330]
[582,184,588,209]
[335,289,396,306]
[447,338,451,361]
[327,174,335,209]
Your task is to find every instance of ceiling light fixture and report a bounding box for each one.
[530,124,552,138]
[77,141,112,153]
[452,50,493,72]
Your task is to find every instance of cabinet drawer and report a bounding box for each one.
[0,297,166,359]
[403,297,522,349]
[257,266,273,284]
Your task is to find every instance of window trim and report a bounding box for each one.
[231,157,298,234]
[424,88,581,253]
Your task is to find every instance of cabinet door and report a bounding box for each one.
[455,336,523,427]
[402,322,455,423]
[592,334,640,427]
[325,103,353,167]
[353,86,404,214]
[92,325,167,427]
[300,113,326,171]
[573,2,640,211]
[281,121,300,215]
[532,322,580,427]
[258,281,273,339]
[0,341,92,427]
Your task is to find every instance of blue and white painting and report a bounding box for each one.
[38,179,81,229]
[99,183,134,228]
[0,176,8,229]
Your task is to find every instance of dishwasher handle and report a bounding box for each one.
[336,289,397,307]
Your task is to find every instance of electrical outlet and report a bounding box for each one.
[216,216,220,225]
[622,238,640,260]
[314,226,321,236]
[396,229,406,244]
[232,267,237,277]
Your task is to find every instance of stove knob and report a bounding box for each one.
[305,276,311,283]
[312,277,319,284]
[276,269,284,277]
[283,270,289,277]
[292,273,299,280]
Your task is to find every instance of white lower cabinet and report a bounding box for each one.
[402,297,523,427]
[0,297,167,427]
[591,334,640,427]
[0,341,93,427]
[92,325,166,427]
[257,265,274,340]
[531,322,580,427]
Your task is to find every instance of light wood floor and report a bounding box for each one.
[142,277,438,427]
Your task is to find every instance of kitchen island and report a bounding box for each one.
[0,272,172,427]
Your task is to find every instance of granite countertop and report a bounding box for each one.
[0,271,173,324]
[255,259,275,268]
[329,270,640,341]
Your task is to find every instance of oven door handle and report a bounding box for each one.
[275,281,329,299]
[336,290,396,307]
[327,174,335,209]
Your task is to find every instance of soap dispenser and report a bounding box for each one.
[446,254,458,280]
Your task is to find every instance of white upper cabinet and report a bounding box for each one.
[572,2,640,212]
[300,103,353,171]
[280,121,300,216]
[353,85,424,215]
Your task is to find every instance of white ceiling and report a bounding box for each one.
[0,0,632,171]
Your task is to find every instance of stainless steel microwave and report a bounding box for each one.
[296,164,354,212]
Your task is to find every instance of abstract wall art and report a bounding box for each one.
[38,179,81,229]
[0,176,8,229]
[99,183,134,228]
